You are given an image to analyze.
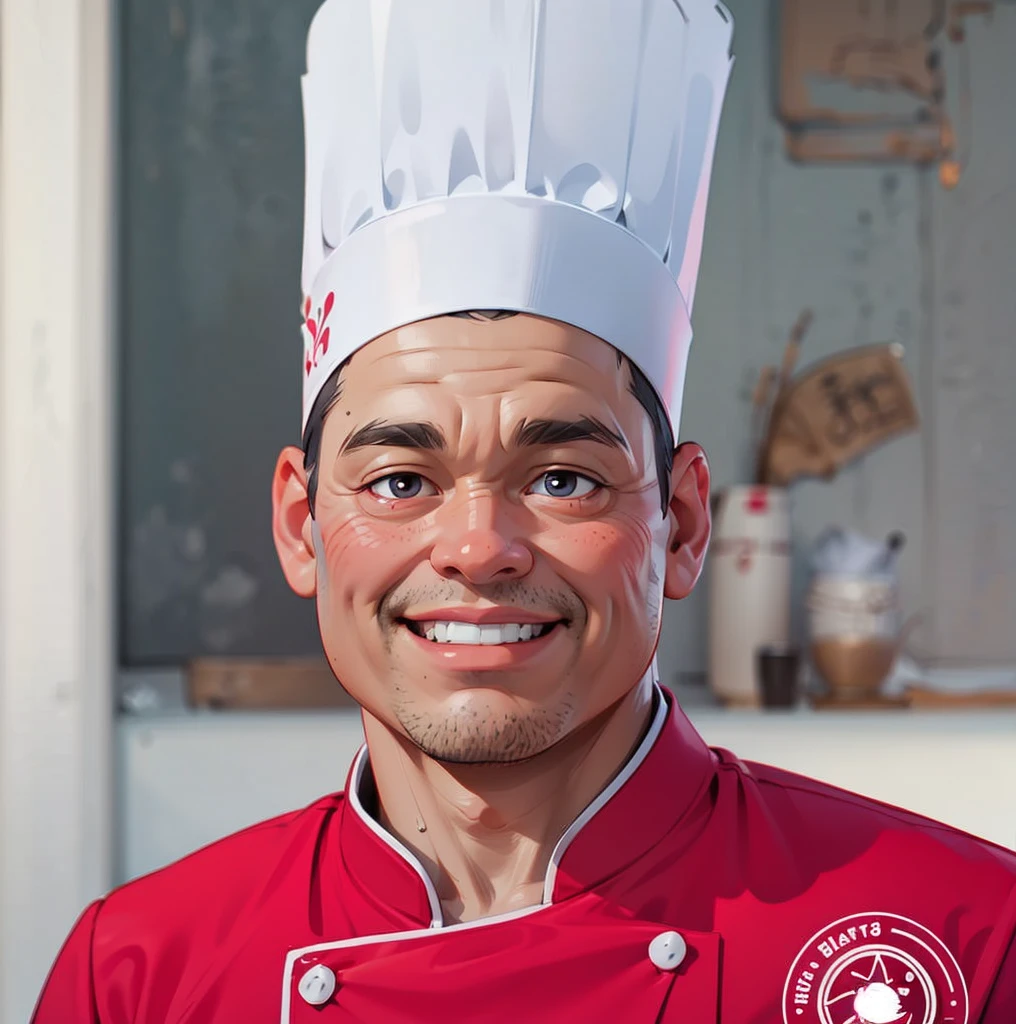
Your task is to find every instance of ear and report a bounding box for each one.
[663,442,712,600]
[271,445,318,598]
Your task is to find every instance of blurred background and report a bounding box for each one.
[3,0,1016,1020]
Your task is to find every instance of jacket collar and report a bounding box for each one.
[339,687,717,928]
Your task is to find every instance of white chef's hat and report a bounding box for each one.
[300,0,734,435]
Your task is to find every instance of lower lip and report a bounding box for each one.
[400,623,563,670]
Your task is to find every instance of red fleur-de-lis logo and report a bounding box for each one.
[303,291,334,375]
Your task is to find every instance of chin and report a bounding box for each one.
[393,686,574,765]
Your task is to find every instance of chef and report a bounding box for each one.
[34,1,1016,1021]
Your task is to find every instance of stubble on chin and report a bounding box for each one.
[392,686,576,764]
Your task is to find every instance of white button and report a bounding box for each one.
[298,964,337,1006]
[648,931,687,971]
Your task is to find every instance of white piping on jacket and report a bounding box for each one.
[541,687,667,904]
[281,680,667,1020]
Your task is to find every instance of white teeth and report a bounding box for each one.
[410,620,554,645]
[479,625,503,645]
[447,621,482,645]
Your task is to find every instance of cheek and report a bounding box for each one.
[317,508,431,600]
[548,513,658,597]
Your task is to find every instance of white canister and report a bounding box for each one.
[708,486,792,706]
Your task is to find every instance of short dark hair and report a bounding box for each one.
[301,312,675,518]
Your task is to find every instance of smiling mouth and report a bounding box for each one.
[399,619,566,645]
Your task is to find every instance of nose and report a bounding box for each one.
[430,490,534,585]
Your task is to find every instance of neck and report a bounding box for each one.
[361,674,657,925]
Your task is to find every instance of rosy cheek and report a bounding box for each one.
[318,506,436,588]
[545,515,654,585]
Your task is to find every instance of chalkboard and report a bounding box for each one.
[121,0,322,662]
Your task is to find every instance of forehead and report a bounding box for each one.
[337,314,634,417]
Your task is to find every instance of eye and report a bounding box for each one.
[530,470,602,499]
[366,473,437,500]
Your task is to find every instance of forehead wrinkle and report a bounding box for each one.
[337,348,647,463]
[358,335,624,382]
[352,368,632,430]
[451,351,625,388]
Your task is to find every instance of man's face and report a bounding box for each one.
[278,314,685,763]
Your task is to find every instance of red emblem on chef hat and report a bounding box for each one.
[303,292,334,376]
[782,912,968,1024]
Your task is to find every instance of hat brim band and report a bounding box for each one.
[301,194,692,435]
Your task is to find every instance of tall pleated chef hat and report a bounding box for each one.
[300,0,734,435]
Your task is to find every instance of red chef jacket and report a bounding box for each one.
[33,691,1016,1022]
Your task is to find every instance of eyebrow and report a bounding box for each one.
[339,415,630,455]
[511,416,630,452]
[340,419,446,454]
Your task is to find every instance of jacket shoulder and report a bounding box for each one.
[95,791,346,951]
[34,793,347,1023]
[712,753,1016,1019]
[723,750,1016,873]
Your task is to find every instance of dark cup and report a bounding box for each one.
[756,645,800,709]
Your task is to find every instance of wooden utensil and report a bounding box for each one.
[753,309,814,483]
[776,308,813,400]
[762,343,919,487]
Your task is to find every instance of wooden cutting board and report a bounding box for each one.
[904,685,1016,708]
[187,658,357,710]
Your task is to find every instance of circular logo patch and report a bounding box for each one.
[781,912,969,1024]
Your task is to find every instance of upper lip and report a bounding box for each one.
[400,607,564,625]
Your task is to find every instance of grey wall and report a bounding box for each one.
[119,0,1016,673]
[658,0,1016,681]
[924,12,1016,664]
[121,0,322,662]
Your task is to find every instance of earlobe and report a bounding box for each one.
[271,446,318,598]
[663,443,712,600]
